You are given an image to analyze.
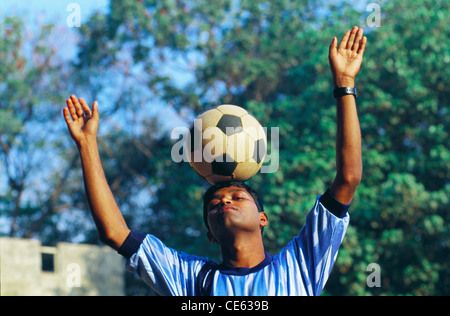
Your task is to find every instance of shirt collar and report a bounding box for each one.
[218,252,273,275]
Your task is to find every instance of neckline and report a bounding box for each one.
[217,252,273,275]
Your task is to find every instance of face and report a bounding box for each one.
[206,186,268,243]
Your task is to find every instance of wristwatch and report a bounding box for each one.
[333,87,357,98]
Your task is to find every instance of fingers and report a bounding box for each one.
[337,26,366,54]
[65,95,98,119]
[338,30,351,51]
[329,36,337,58]
[66,97,78,121]
[92,101,99,119]
[357,36,367,56]
[79,97,92,117]
[63,107,72,125]
[346,26,358,49]
[352,28,364,52]
[71,95,84,118]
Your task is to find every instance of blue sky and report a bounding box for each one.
[0,0,190,123]
[0,0,110,61]
[0,0,109,25]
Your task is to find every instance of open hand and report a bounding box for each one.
[63,95,99,147]
[329,26,367,88]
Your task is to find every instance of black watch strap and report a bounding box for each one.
[334,87,357,98]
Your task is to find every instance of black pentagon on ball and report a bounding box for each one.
[252,138,266,164]
[216,115,243,136]
[211,154,238,176]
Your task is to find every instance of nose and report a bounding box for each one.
[220,196,232,205]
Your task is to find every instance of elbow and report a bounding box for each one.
[345,168,362,186]
[99,234,115,248]
[344,174,362,189]
[337,167,363,189]
[99,233,117,249]
[99,229,129,251]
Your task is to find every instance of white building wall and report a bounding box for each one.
[0,237,125,296]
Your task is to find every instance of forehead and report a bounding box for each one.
[211,186,250,199]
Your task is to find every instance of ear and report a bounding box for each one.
[207,231,216,244]
[259,212,269,228]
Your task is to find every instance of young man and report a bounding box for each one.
[63,27,366,295]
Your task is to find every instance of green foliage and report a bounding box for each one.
[0,15,76,240]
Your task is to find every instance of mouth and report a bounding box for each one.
[212,205,239,226]
[219,205,237,213]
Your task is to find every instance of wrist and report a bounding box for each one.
[77,137,98,151]
[333,76,355,89]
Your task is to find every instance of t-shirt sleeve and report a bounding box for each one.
[280,189,350,295]
[119,232,206,296]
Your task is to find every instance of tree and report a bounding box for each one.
[0,15,83,241]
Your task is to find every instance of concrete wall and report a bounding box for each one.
[0,238,125,296]
[0,238,42,295]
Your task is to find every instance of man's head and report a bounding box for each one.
[203,182,268,244]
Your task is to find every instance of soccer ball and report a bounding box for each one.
[186,104,267,184]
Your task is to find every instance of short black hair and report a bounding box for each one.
[202,181,264,231]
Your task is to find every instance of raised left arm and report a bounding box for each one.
[328,26,367,205]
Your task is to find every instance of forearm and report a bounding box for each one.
[78,138,130,250]
[330,80,362,204]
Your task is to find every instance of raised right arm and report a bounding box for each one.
[63,95,130,250]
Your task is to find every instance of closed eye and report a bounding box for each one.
[233,192,249,200]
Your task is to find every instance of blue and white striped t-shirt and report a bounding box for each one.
[118,189,350,296]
